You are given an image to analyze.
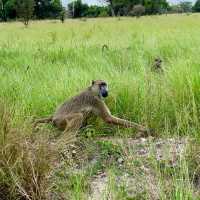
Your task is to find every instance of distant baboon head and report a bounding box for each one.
[91,80,108,98]
[155,58,162,64]
[154,58,162,67]
[153,57,163,72]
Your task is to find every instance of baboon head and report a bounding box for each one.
[154,58,162,66]
[91,80,108,98]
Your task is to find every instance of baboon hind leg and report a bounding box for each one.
[58,113,84,145]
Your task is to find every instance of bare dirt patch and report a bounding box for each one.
[87,136,189,200]
[99,136,188,166]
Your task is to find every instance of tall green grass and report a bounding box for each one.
[1,15,200,135]
[1,15,200,199]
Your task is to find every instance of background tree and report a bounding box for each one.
[101,0,169,16]
[1,0,192,21]
[34,0,62,19]
[0,0,8,21]
[68,1,109,18]
[4,0,16,19]
[68,0,88,18]
[49,0,62,18]
[103,0,115,16]
[130,4,145,17]
[84,5,109,17]
[16,0,35,26]
[179,1,192,13]
[170,4,184,13]
[143,0,169,14]
[110,0,133,16]
[193,0,200,12]
[59,7,66,23]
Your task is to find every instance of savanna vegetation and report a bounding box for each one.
[1,14,200,199]
[1,0,200,23]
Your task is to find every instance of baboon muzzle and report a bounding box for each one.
[102,90,108,97]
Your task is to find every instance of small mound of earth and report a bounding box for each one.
[99,136,188,167]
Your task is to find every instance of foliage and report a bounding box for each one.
[67,0,170,18]
[0,0,8,21]
[84,5,110,18]
[102,0,169,16]
[193,0,200,12]
[170,4,184,13]
[97,141,122,160]
[59,7,66,23]
[68,0,109,18]
[130,4,145,17]
[16,0,35,26]
[143,0,169,14]
[2,0,16,20]
[104,0,115,16]
[0,0,195,21]
[34,0,62,19]
[180,1,193,13]
[68,0,89,18]
[169,1,193,14]
[0,0,63,21]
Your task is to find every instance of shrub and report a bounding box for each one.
[130,4,145,18]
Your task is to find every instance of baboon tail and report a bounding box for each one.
[33,116,53,128]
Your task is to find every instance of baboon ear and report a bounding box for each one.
[92,80,95,85]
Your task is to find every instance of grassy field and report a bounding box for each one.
[1,14,200,199]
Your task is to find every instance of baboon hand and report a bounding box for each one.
[137,127,155,137]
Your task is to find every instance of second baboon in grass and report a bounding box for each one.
[152,57,163,72]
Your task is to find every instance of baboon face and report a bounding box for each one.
[155,58,162,63]
[91,80,108,98]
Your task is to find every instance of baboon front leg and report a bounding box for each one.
[104,115,147,132]
[95,100,148,133]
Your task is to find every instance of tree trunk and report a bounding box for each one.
[110,6,115,16]
[1,0,7,21]
[108,0,115,17]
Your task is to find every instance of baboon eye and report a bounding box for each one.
[101,83,106,87]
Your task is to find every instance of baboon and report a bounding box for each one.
[34,80,149,135]
[152,57,163,72]
[102,44,109,53]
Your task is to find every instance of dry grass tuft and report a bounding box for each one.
[0,103,57,200]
